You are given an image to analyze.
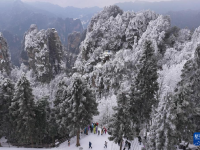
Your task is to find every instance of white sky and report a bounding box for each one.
[21,0,172,8]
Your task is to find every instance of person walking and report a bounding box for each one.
[104,141,107,148]
[93,126,96,134]
[125,140,128,147]
[101,129,104,135]
[128,142,131,150]
[68,140,70,146]
[90,125,93,133]
[118,139,120,146]
[105,128,107,134]
[89,141,92,149]
[138,136,142,145]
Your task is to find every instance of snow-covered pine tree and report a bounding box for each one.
[109,92,135,150]
[130,40,159,127]
[147,93,178,150]
[129,84,141,135]
[9,74,36,145]
[174,45,200,143]
[47,108,59,144]
[61,74,99,146]
[0,32,12,75]
[35,96,50,144]
[54,79,70,137]
[0,77,14,138]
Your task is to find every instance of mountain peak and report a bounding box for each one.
[12,0,25,11]
[14,0,22,5]
[29,24,38,31]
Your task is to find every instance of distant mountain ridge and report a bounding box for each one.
[0,0,83,66]
[26,0,200,30]
[116,0,200,13]
[167,10,200,30]
[25,1,102,28]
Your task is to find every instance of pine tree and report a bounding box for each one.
[147,93,178,150]
[9,74,36,145]
[63,74,99,146]
[0,77,14,138]
[109,92,135,150]
[54,79,70,137]
[174,45,200,143]
[47,108,59,144]
[35,96,50,144]
[130,40,159,128]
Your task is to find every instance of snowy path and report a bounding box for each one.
[0,133,143,150]
[131,138,144,150]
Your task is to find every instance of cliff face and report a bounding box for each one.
[2,30,21,66]
[65,30,86,71]
[0,32,11,75]
[21,24,64,82]
[51,18,83,46]
[67,32,82,54]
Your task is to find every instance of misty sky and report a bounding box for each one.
[21,0,172,8]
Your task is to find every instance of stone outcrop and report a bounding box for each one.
[0,32,11,75]
[65,30,86,70]
[2,30,21,67]
[21,24,64,82]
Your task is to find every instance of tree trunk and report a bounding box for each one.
[76,129,80,147]
[52,136,54,146]
[145,123,148,137]
[31,136,33,148]
[120,140,123,150]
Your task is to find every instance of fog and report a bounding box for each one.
[21,0,172,8]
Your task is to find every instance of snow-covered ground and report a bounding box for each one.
[0,132,144,150]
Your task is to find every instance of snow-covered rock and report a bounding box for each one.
[74,5,200,108]
[74,6,169,99]
[21,24,64,82]
[0,32,11,75]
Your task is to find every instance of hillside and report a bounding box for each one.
[0,4,200,149]
[75,5,197,100]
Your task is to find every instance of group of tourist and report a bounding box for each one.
[82,122,108,136]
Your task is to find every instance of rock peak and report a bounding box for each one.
[0,33,11,75]
[29,24,38,32]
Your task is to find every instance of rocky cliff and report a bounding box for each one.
[21,24,64,82]
[2,30,21,66]
[0,32,11,75]
[65,30,86,70]
[51,18,83,46]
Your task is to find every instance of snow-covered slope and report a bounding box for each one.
[74,5,200,118]
[0,132,144,150]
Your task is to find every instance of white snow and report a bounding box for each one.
[0,132,144,150]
